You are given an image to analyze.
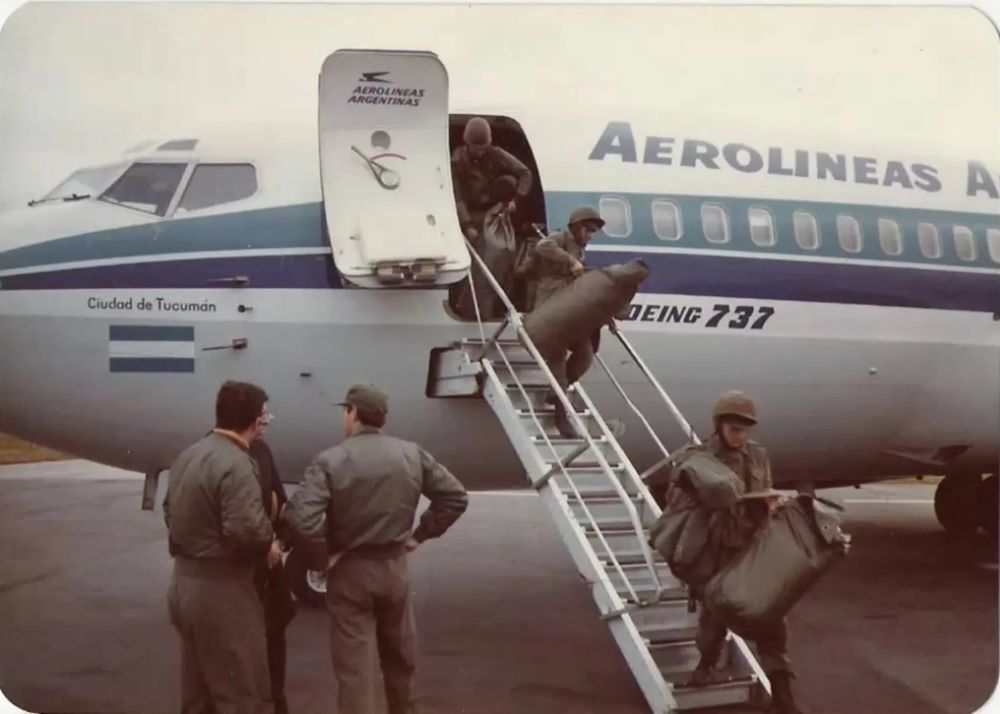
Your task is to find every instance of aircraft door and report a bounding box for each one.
[318,49,469,287]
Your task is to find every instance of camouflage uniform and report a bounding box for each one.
[646,406,792,679]
[451,145,532,237]
[691,435,790,675]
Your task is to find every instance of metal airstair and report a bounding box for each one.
[428,244,771,712]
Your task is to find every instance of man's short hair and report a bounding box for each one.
[355,406,386,429]
[215,381,269,432]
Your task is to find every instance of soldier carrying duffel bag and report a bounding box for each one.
[646,391,848,714]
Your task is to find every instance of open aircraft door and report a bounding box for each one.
[318,49,469,287]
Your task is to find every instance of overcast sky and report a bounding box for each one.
[0,3,997,212]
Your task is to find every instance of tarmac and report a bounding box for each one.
[0,460,996,714]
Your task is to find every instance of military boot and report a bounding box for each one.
[546,390,580,439]
[686,656,718,687]
[768,671,805,714]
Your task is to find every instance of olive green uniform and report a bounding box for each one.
[287,426,468,714]
[165,432,275,714]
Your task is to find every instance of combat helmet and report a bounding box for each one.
[463,117,492,148]
[712,391,758,425]
[568,206,606,230]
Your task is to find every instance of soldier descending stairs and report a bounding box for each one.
[427,218,776,712]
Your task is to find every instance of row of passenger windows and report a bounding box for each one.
[598,197,1000,264]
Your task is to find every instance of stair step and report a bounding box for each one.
[604,562,685,602]
[567,493,649,527]
[645,637,734,676]
[672,675,757,710]
[582,524,649,562]
[631,599,700,642]
[504,384,551,410]
[553,465,637,497]
[460,338,532,363]
[518,409,602,438]
[495,362,554,385]
[536,436,619,464]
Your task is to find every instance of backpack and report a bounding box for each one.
[648,449,745,590]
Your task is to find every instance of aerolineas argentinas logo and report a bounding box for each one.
[350,71,425,107]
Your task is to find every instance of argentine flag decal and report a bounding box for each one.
[109,325,195,373]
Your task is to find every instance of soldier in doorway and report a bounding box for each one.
[451,116,533,244]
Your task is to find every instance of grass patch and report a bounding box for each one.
[0,433,71,465]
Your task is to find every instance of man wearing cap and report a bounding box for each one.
[452,116,533,244]
[286,384,468,714]
[531,206,607,437]
[646,391,802,714]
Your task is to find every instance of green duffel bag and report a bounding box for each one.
[675,451,744,511]
[650,504,720,589]
[702,496,849,634]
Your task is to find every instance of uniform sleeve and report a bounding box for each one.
[494,147,533,197]
[286,456,332,539]
[535,232,577,268]
[451,150,472,229]
[219,457,273,551]
[413,448,469,542]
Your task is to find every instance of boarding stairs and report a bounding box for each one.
[428,246,770,712]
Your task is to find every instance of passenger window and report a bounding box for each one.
[177,164,258,213]
[748,207,776,247]
[917,222,941,259]
[952,226,976,261]
[701,203,730,244]
[836,215,862,253]
[988,228,1000,264]
[99,162,187,217]
[599,196,632,238]
[878,218,903,256]
[792,211,820,250]
[651,200,682,241]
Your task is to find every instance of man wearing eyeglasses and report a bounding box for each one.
[287,383,468,714]
[165,380,276,714]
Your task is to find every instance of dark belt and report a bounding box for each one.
[174,557,255,578]
[343,542,407,560]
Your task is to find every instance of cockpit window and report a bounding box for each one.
[99,162,187,217]
[176,164,257,213]
[43,164,126,201]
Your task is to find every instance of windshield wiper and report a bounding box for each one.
[27,192,91,207]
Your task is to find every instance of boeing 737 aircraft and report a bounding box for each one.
[0,10,998,595]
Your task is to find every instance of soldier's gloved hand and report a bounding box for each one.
[405,537,420,553]
[570,260,585,277]
[464,226,479,241]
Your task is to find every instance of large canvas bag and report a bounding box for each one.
[703,496,848,633]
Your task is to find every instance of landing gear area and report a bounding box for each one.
[934,471,998,543]
[284,547,327,608]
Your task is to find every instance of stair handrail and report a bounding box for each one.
[463,240,662,605]
[608,321,701,448]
